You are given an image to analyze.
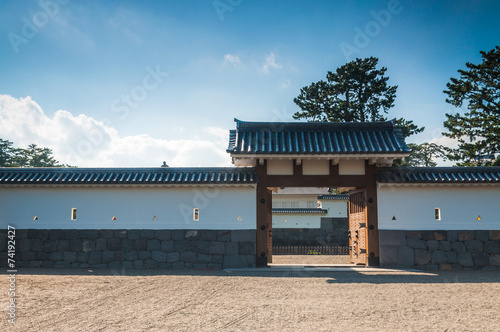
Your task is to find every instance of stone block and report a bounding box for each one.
[64,230,79,239]
[43,241,57,253]
[405,231,421,238]
[217,230,231,242]
[465,240,483,252]
[482,266,498,271]
[197,241,211,254]
[31,239,43,252]
[37,252,50,260]
[440,264,452,271]
[77,252,89,263]
[128,230,141,240]
[438,241,451,251]
[154,230,171,241]
[239,241,256,256]
[379,230,405,246]
[48,230,64,240]
[37,230,49,241]
[172,231,185,241]
[427,240,438,251]
[446,251,458,263]
[28,261,42,267]
[151,251,167,263]
[198,254,213,263]
[451,263,462,270]
[100,230,114,238]
[120,239,132,251]
[212,255,223,264]
[42,261,55,268]
[50,252,63,261]
[484,241,500,254]
[147,239,161,251]
[54,261,71,268]
[458,231,474,241]
[489,230,500,241]
[231,230,256,242]
[489,255,500,266]
[114,230,127,239]
[22,252,37,261]
[78,230,99,239]
[82,240,95,253]
[434,231,447,241]
[172,262,185,269]
[426,264,438,271]
[225,242,239,254]
[180,251,197,263]
[406,237,427,250]
[414,249,431,265]
[224,255,249,268]
[122,261,133,269]
[458,252,474,267]
[20,239,31,252]
[474,230,489,242]
[69,239,83,251]
[451,242,466,253]
[158,263,171,269]
[421,231,435,241]
[161,240,174,252]
[209,242,225,255]
[107,238,121,251]
[134,239,147,251]
[398,245,414,266]
[125,251,138,261]
[174,240,189,252]
[96,238,107,251]
[431,251,448,265]
[140,230,154,239]
[16,229,28,239]
[185,230,200,240]
[115,251,125,261]
[379,245,398,266]
[185,263,193,268]
[167,252,180,263]
[138,251,150,260]
[88,251,102,265]
[102,250,116,264]
[447,230,458,242]
[201,230,217,241]
[107,261,121,269]
[91,264,108,269]
[193,263,208,269]
[472,252,489,267]
[133,260,144,268]
[63,251,77,262]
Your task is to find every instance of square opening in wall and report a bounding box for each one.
[193,208,199,221]
[71,208,77,221]
[434,208,441,221]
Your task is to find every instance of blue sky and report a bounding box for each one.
[0,0,499,167]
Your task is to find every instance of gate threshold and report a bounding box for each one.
[225,265,419,272]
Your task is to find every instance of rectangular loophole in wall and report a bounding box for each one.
[434,207,441,221]
[193,208,199,221]
[71,208,77,221]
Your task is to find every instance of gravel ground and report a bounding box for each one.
[1,268,499,332]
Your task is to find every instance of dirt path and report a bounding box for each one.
[1,268,499,331]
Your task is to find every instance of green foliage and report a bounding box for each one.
[393,143,448,167]
[0,139,63,167]
[443,46,500,166]
[293,57,424,137]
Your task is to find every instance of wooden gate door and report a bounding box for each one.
[349,190,368,265]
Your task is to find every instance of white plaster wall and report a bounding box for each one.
[272,194,319,208]
[302,160,329,175]
[321,200,348,218]
[267,159,293,175]
[378,185,500,230]
[272,214,321,228]
[0,186,256,230]
[338,159,365,175]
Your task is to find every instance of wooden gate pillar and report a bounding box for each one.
[365,161,379,266]
[256,161,272,267]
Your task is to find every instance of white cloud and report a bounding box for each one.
[263,52,281,73]
[223,54,241,66]
[0,94,231,167]
[280,79,291,89]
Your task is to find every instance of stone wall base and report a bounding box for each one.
[379,230,500,270]
[0,229,256,270]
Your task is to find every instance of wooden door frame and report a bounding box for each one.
[255,159,379,267]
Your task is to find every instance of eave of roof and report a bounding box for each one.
[317,194,349,201]
[227,118,410,156]
[272,208,328,214]
[377,167,500,185]
[0,167,258,186]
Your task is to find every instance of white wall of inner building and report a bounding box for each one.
[0,185,257,230]
[272,214,322,229]
[378,185,500,230]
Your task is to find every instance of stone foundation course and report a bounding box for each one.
[380,230,500,270]
[0,229,256,270]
